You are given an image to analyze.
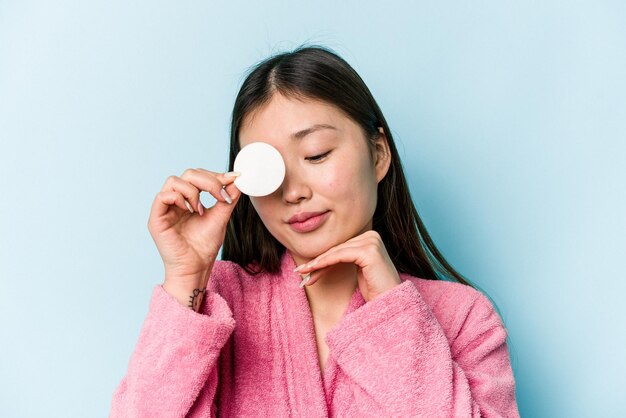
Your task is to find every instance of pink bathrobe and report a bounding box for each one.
[110,251,519,417]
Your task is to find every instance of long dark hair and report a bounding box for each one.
[222,45,477,290]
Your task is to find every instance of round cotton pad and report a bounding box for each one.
[233,142,285,196]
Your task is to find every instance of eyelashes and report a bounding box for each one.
[305,150,332,163]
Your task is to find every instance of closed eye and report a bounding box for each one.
[305,151,331,163]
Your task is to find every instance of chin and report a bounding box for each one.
[287,245,326,260]
[287,234,350,260]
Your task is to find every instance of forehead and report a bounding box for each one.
[239,93,352,147]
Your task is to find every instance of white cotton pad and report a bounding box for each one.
[233,142,286,196]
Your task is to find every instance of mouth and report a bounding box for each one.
[287,211,328,224]
[287,211,330,233]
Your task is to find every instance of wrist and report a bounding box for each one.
[162,280,207,312]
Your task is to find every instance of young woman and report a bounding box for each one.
[110,46,520,417]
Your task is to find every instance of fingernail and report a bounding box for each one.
[299,273,311,288]
[220,188,233,204]
[224,171,242,178]
[294,263,306,272]
[184,200,194,213]
[306,259,318,268]
[197,201,204,216]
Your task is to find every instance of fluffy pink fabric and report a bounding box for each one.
[111,252,519,417]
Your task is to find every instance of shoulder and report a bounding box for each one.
[402,274,485,312]
[400,274,506,355]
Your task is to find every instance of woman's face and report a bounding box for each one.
[239,93,390,264]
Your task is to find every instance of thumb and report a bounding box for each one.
[209,182,242,221]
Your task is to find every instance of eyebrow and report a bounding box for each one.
[291,124,337,140]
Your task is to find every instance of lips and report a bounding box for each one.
[287,211,328,224]
[287,211,330,233]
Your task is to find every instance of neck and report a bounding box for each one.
[295,258,358,320]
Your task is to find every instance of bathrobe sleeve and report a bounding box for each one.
[325,280,519,418]
[109,285,235,418]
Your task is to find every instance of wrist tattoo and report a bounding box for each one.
[188,288,206,310]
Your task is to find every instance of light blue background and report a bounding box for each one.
[1,1,624,416]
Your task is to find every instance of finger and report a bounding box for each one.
[295,237,375,274]
[314,231,383,264]
[310,231,378,258]
[185,168,242,205]
[222,181,242,205]
[150,190,193,220]
[161,175,203,214]
[303,246,366,286]
[195,168,241,186]
[177,169,238,207]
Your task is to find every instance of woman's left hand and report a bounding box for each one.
[295,230,402,303]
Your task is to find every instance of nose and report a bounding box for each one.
[280,162,312,205]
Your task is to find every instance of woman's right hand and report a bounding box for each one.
[147,168,241,309]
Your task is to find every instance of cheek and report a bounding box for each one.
[250,197,274,223]
[321,162,350,195]
[323,159,376,203]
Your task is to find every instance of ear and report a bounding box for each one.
[374,127,392,183]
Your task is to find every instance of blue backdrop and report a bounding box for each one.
[1,1,624,416]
